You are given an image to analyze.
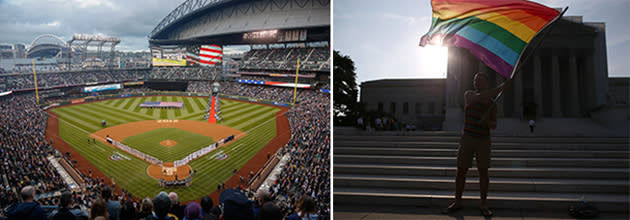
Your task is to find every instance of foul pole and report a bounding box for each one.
[292,58,300,105]
[32,59,40,105]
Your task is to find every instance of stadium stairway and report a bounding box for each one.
[333,127,630,218]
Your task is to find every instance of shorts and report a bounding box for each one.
[457,133,491,169]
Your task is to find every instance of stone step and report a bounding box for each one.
[333,135,630,146]
[334,140,629,151]
[334,147,628,158]
[333,187,629,212]
[334,133,630,144]
[334,174,629,194]
[334,155,630,168]
[334,206,630,220]
[333,164,630,180]
[333,127,461,136]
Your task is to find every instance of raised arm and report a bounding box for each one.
[469,79,512,103]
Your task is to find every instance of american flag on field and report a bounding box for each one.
[199,45,222,67]
[139,102,184,108]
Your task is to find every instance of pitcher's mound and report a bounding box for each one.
[160,140,177,147]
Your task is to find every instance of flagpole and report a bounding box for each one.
[493,7,568,103]
[292,58,300,105]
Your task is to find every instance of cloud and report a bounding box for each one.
[383,13,417,24]
[70,0,119,10]
[0,0,183,51]
[47,21,60,27]
[419,16,432,22]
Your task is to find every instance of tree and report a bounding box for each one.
[333,50,359,125]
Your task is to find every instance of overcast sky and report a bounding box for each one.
[334,0,630,84]
[0,0,184,51]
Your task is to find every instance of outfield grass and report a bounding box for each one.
[122,128,215,162]
[51,96,280,201]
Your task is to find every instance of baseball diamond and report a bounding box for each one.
[47,95,287,202]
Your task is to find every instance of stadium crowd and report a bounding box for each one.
[1,72,330,219]
[4,182,327,220]
[149,67,222,81]
[2,70,149,90]
[186,81,308,104]
[269,89,330,218]
[242,47,329,72]
[0,93,64,211]
[237,75,315,84]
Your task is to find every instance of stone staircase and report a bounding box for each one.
[333,127,630,216]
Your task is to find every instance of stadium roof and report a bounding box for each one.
[149,0,329,46]
[26,34,69,58]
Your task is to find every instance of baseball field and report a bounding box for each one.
[46,95,288,201]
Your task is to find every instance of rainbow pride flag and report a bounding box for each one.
[420,0,562,78]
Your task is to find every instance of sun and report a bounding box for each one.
[417,45,448,78]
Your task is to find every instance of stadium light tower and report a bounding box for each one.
[68,34,120,69]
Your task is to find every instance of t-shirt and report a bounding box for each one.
[107,200,121,220]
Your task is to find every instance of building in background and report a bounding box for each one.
[360,79,445,130]
[360,16,628,135]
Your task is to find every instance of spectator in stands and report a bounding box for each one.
[200,196,219,219]
[258,202,283,220]
[137,197,153,219]
[89,199,109,220]
[101,186,120,220]
[253,189,272,219]
[168,192,185,220]
[202,214,218,220]
[286,195,318,220]
[183,202,201,220]
[219,189,254,220]
[51,191,77,220]
[146,192,175,220]
[7,185,47,220]
[119,199,136,220]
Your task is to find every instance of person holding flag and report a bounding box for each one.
[419,0,565,216]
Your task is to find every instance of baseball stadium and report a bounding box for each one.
[0,0,330,219]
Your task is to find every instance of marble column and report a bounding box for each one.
[551,52,562,117]
[584,54,595,111]
[567,51,580,117]
[513,69,523,119]
[443,47,465,131]
[495,73,505,117]
[533,55,544,119]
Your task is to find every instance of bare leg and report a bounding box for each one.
[478,167,493,216]
[455,166,468,202]
[442,166,468,213]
